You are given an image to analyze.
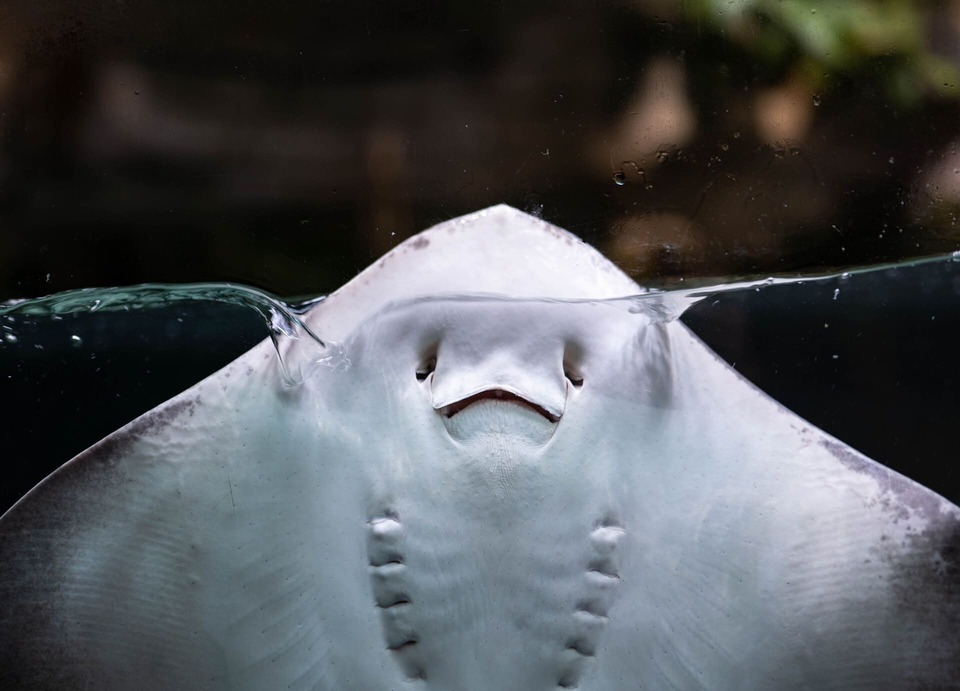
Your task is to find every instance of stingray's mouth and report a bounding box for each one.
[439,389,560,424]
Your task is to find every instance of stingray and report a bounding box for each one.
[1,205,958,690]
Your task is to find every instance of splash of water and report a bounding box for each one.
[0,283,336,386]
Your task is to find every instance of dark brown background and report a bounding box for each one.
[1,0,959,300]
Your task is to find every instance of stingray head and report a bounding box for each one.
[337,294,657,451]
[304,205,646,446]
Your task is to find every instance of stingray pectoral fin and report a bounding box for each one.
[0,344,393,690]
[0,393,230,689]
[586,324,960,690]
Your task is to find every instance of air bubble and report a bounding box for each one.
[70,334,83,347]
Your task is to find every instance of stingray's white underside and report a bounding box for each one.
[1,206,957,690]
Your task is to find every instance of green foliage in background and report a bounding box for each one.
[683,0,959,104]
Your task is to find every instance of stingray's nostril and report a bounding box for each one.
[415,357,437,382]
[563,342,585,389]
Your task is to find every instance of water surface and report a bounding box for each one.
[3,253,958,512]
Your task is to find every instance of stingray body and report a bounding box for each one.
[1,205,958,689]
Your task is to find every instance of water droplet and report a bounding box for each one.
[3,333,17,344]
[832,354,839,360]
[952,250,960,262]
[656,150,670,163]
[840,272,851,280]
[832,288,839,300]
[813,93,822,107]
[70,334,83,347]
[613,171,626,186]
[719,142,729,152]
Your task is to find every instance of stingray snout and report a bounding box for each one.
[428,347,569,430]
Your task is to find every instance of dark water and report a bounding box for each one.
[2,254,959,513]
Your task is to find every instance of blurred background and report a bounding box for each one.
[1,0,959,299]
